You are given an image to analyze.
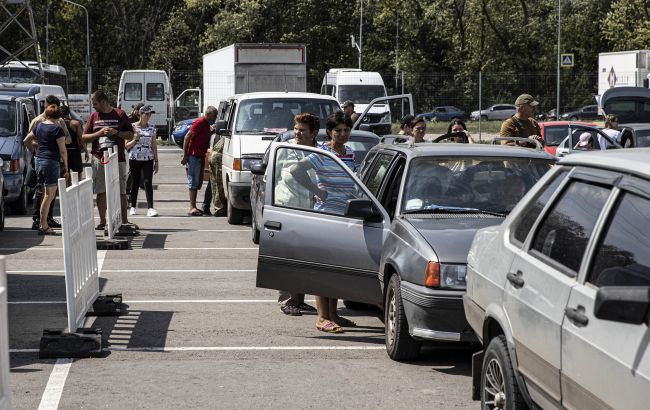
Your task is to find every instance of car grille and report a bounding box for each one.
[360,113,384,124]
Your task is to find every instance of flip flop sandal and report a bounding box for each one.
[38,227,57,236]
[297,302,317,312]
[316,320,344,333]
[334,317,357,327]
[280,305,302,316]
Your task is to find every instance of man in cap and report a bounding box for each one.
[499,93,542,146]
[342,100,359,123]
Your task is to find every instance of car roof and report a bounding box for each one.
[372,142,555,160]
[559,148,650,178]
[539,121,596,128]
[231,92,339,102]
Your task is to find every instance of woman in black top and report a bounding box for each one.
[23,104,69,235]
[60,105,87,177]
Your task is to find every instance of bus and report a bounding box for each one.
[0,61,68,92]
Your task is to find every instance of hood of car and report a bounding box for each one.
[0,135,19,160]
[406,217,503,263]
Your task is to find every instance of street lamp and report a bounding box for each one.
[61,0,91,114]
[556,0,561,119]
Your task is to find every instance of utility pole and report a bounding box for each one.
[359,0,363,70]
[0,0,44,82]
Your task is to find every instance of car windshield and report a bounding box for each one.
[544,126,569,146]
[338,85,386,104]
[235,98,340,133]
[0,101,17,135]
[633,129,650,147]
[402,157,553,215]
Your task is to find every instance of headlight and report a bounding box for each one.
[380,111,391,123]
[234,157,262,171]
[425,262,466,290]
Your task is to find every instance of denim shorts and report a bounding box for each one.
[35,157,61,187]
[187,155,204,190]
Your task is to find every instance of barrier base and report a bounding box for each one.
[87,294,124,316]
[96,237,129,250]
[39,328,103,359]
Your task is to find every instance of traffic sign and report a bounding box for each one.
[561,53,574,68]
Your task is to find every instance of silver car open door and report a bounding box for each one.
[256,143,390,305]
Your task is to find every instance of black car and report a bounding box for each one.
[560,104,601,121]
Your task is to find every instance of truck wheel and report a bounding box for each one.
[481,335,527,410]
[11,183,28,215]
[227,200,244,225]
[385,274,421,361]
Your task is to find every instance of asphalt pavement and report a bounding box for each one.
[5,146,477,409]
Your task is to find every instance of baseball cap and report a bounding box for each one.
[341,100,354,108]
[515,94,539,106]
[400,114,415,126]
[578,132,592,147]
[139,105,156,114]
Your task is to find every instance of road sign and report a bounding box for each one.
[561,53,574,68]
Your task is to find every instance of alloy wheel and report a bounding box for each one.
[385,289,397,348]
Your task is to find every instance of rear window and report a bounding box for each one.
[124,83,142,101]
[146,83,165,101]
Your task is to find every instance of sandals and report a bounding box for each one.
[333,316,357,327]
[316,320,344,333]
[95,223,106,230]
[187,209,203,216]
[297,302,317,313]
[280,304,302,316]
[38,227,57,236]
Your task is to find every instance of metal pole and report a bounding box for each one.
[401,71,405,117]
[45,2,48,64]
[478,70,482,142]
[62,0,91,114]
[395,18,399,92]
[359,0,363,70]
[556,0,561,119]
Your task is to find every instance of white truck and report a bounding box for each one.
[202,43,307,111]
[598,50,650,96]
[117,70,174,137]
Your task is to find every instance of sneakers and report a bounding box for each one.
[129,207,137,216]
[147,208,158,217]
[46,217,61,228]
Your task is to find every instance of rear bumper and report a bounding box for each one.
[228,181,251,210]
[401,281,477,343]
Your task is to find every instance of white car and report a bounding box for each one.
[470,104,516,121]
[463,149,650,410]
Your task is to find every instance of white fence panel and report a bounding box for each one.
[104,148,122,240]
[58,168,99,333]
[0,258,10,410]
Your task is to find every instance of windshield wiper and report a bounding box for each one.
[403,206,507,217]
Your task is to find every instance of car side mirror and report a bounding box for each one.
[345,199,382,221]
[594,287,650,325]
[250,162,267,176]
[215,119,229,135]
[359,124,372,132]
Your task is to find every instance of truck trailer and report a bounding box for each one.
[202,43,307,110]
[598,50,650,96]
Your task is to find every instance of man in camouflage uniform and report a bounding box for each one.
[208,136,226,216]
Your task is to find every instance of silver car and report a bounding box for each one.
[255,142,554,360]
[470,104,517,121]
[464,149,650,409]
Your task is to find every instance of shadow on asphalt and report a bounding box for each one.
[0,226,45,255]
[93,307,174,350]
[10,274,108,302]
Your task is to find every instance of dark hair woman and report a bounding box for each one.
[446,119,474,143]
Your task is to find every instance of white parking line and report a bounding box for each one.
[37,358,73,410]
[0,247,257,251]
[10,346,384,354]
[9,299,312,305]
[8,269,256,273]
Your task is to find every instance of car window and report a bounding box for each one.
[381,159,405,219]
[273,147,369,217]
[543,126,570,146]
[512,169,569,244]
[146,83,165,101]
[365,153,394,197]
[588,192,650,287]
[531,181,611,274]
[358,151,377,179]
[124,83,141,101]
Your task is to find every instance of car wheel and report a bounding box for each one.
[227,200,244,225]
[385,274,421,361]
[343,300,372,310]
[481,335,527,410]
[251,210,260,244]
[569,116,578,121]
[11,183,27,215]
[481,115,488,122]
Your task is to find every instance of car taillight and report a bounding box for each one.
[425,262,440,288]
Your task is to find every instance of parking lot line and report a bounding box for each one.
[0,247,257,251]
[8,269,256,273]
[108,346,386,352]
[9,299,314,304]
[37,358,73,410]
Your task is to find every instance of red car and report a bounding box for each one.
[539,121,596,156]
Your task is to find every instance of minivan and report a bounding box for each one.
[117,70,173,137]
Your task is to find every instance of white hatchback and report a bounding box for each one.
[463,149,650,410]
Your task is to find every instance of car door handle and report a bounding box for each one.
[565,306,589,327]
[506,271,525,288]
[264,221,282,231]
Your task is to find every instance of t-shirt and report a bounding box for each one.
[500,116,541,140]
[600,128,621,150]
[34,122,64,161]
[84,108,133,162]
[188,116,211,158]
[129,123,157,161]
[29,114,72,142]
[307,144,357,215]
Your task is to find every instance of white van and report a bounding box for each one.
[117,70,173,137]
[0,83,67,114]
[321,69,391,135]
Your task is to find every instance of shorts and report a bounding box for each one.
[187,155,204,190]
[35,157,60,187]
[92,157,128,195]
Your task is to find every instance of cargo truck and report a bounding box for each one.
[598,50,650,96]
[202,43,307,110]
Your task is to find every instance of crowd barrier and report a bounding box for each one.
[58,168,99,333]
[104,147,122,240]
[0,258,10,410]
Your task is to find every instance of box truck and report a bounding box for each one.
[202,43,307,110]
[598,50,650,96]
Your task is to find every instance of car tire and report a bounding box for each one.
[227,200,244,225]
[343,300,372,310]
[11,183,27,215]
[481,335,527,410]
[384,274,421,361]
[481,115,488,122]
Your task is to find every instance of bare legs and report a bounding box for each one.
[39,186,58,230]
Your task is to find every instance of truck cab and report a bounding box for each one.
[215,92,340,224]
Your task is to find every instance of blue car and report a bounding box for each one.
[417,106,466,122]
[171,118,197,148]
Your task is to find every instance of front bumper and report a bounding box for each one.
[400,281,477,343]
[3,173,22,202]
[228,181,251,210]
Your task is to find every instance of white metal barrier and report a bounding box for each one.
[104,147,122,240]
[0,257,10,410]
[58,168,99,333]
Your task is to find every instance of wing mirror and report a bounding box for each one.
[250,162,267,176]
[215,119,229,135]
[345,199,382,221]
[594,286,650,325]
